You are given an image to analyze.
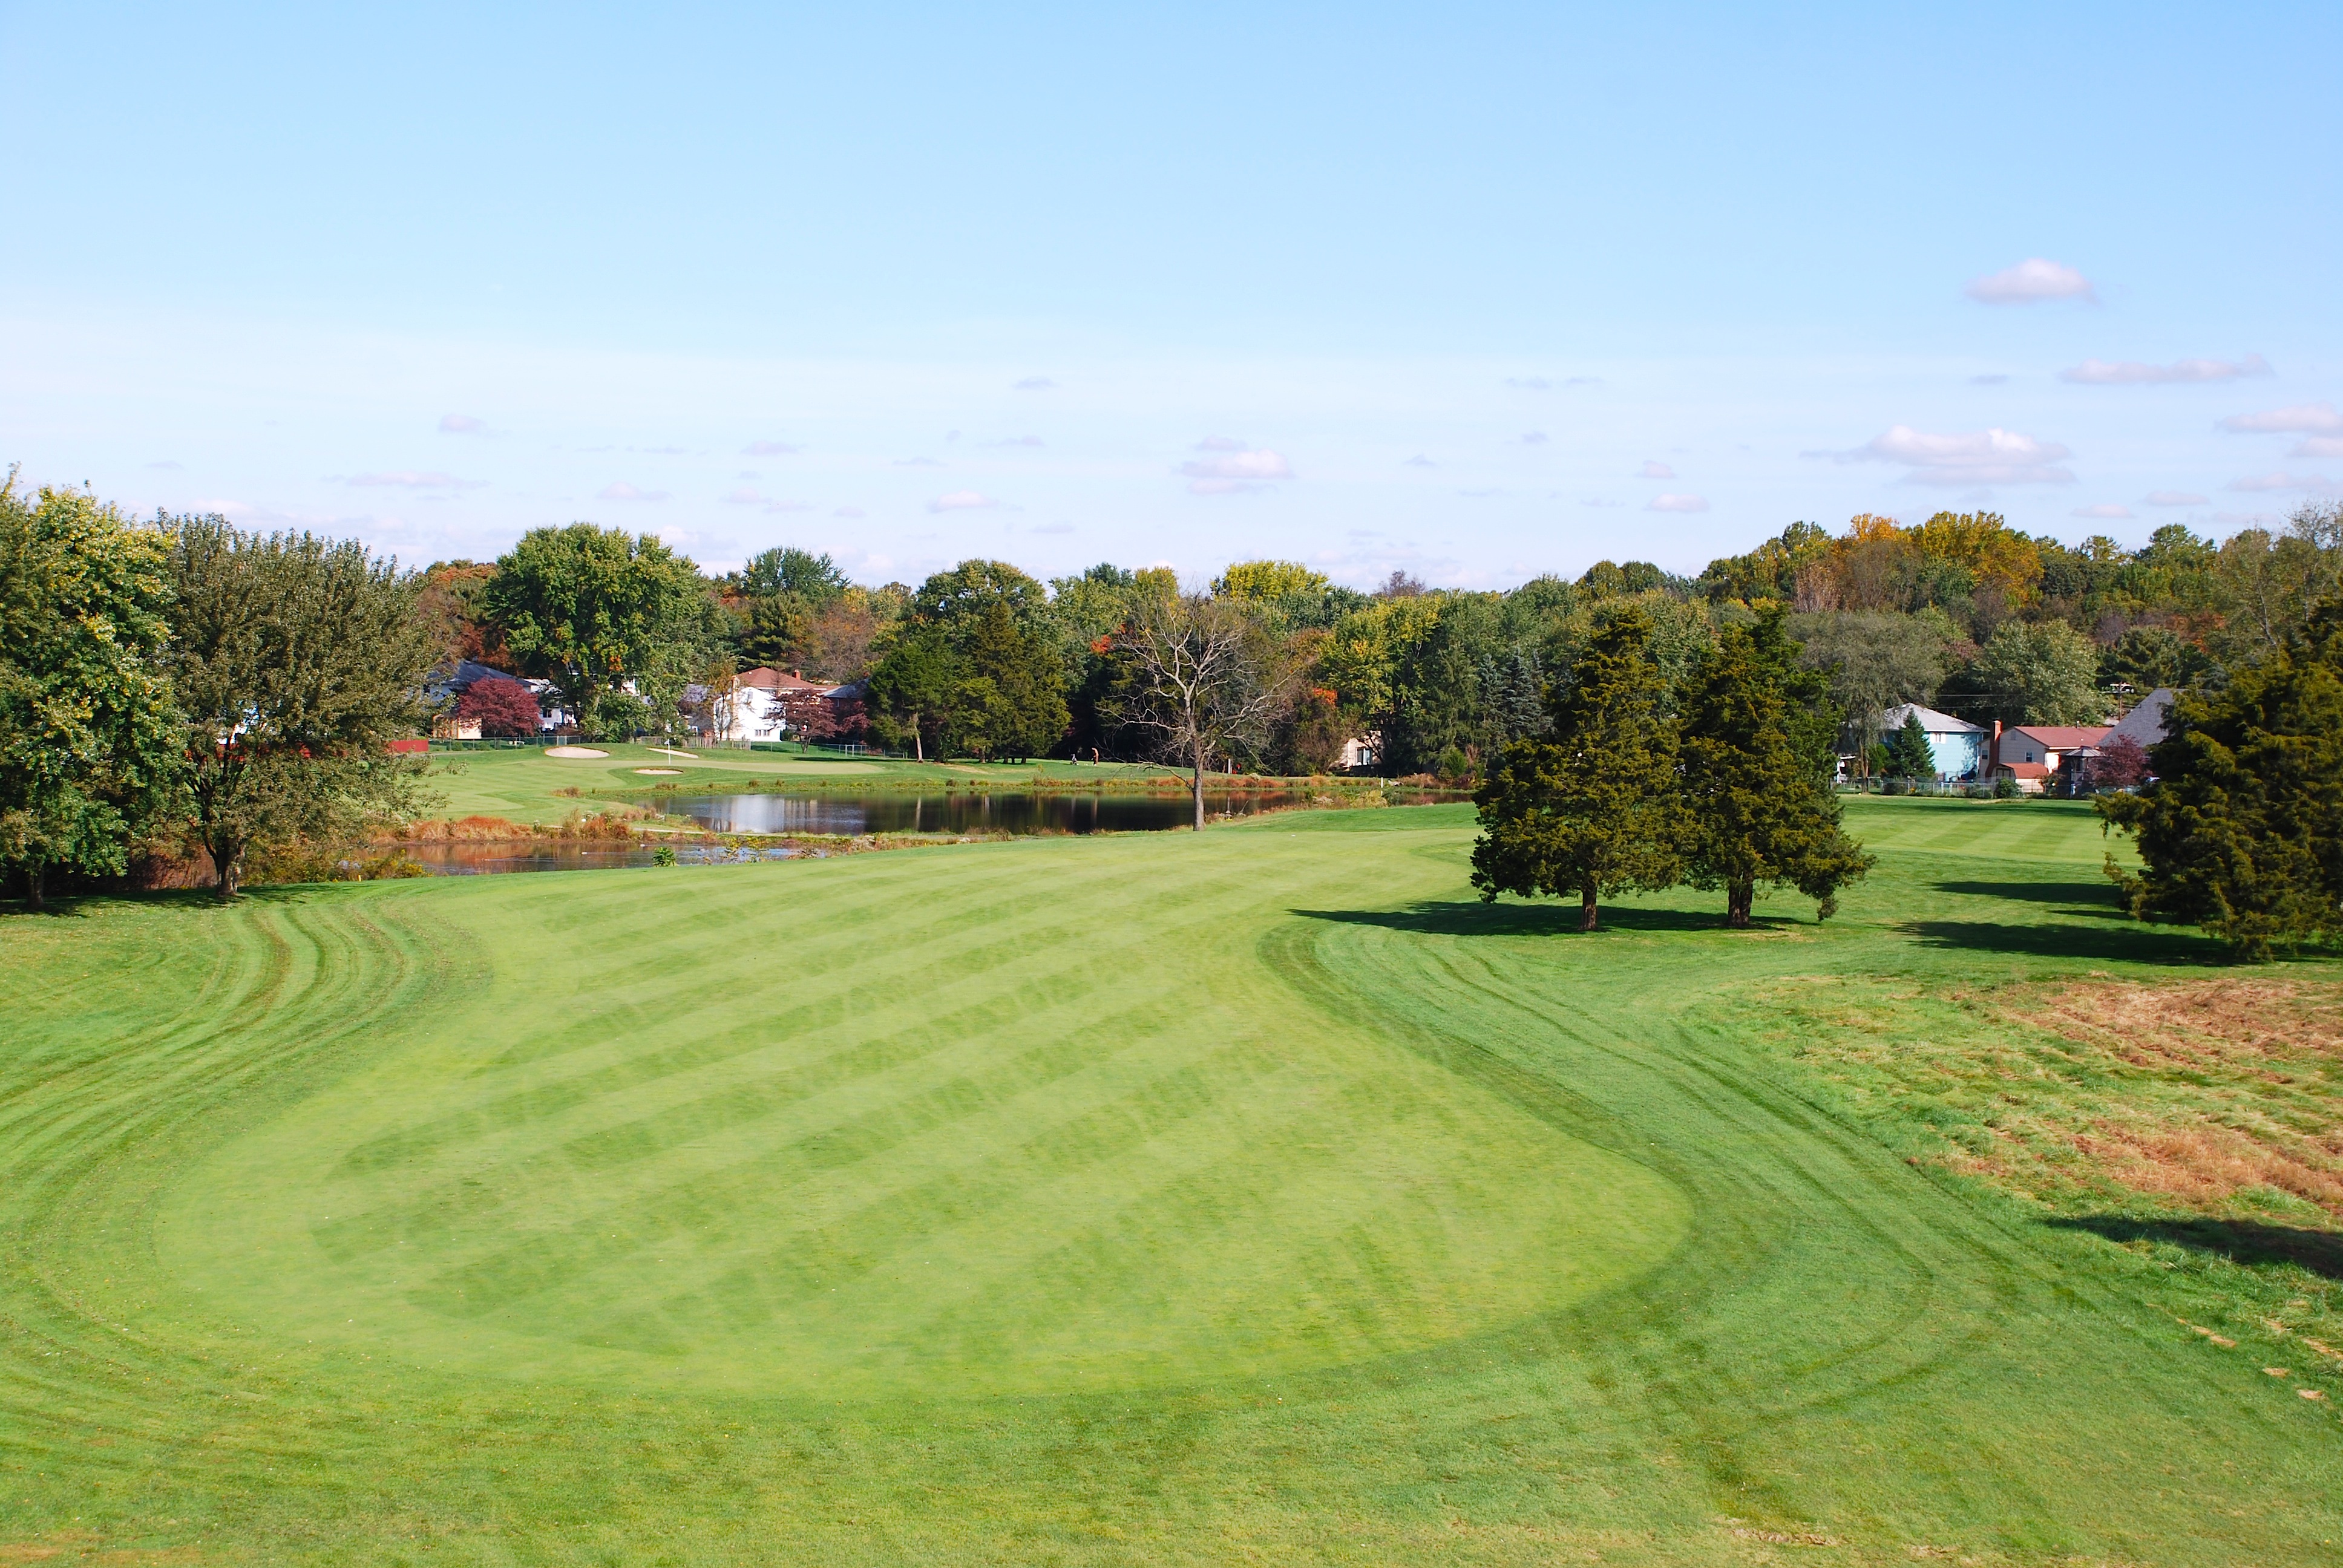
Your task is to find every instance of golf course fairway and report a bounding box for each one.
[3,800,2338,1564]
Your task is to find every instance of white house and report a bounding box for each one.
[699,667,847,744]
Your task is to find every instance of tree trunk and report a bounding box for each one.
[211,834,244,900]
[25,862,43,910]
[1579,881,1598,932]
[1726,879,1752,928]
[1192,734,1207,831]
[912,717,924,763]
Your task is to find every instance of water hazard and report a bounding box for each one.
[659,789,1308,836]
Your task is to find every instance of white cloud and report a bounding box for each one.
[2293,436,2343,459]
[1970,373,2010,386]
[742,440,800,456]
[721,487,764,505]
[2062,353,2270,385]
[1030,521,1076,535]
[833,506,865,518]
[1829,425,2074,485]
[597,481,669,501]
[928,489,998,512]
[341,471,485,489]
[1581,498,1627,509]
[1638,460,1675,479]
[1564,376,1601,387]
[145,459,182,470]
[2142,490,2207,506]
[1179,445,1293,494]
[2071,503,2134,519]
[1403,454,1437,468]
[1518,431,1548,445]
[1647,493,1709,513]
[765,500,811,514]
[2229,472,2339,496]
[1504,376,1550,390]
[2219,402,2343,435]
[438,413,487,434]
[1014,376,1057,391]
[1964,258,2096,304]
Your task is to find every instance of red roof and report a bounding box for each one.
[737,667,832,692]
[1996,761,2052,779]
[2011,725,2109,750]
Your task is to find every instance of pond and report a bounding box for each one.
[655,789,1312,837]
[388,789,1322,875]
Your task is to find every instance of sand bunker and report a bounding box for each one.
[543,746,609,759]
[634,767,683,775]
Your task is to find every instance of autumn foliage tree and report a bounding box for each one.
[454,675,541,737]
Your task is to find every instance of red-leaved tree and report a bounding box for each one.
[456,676,542,737]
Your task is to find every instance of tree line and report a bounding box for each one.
[8,465,2341,915]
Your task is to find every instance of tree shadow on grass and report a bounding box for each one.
[1293,901,1775,939]
[1934,879,2128,920]
[1903,918,2221,967]
[2047,1214,2343,1280]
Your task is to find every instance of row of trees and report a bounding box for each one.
[425,506,2343,779]
[1,475,437,901]
[1472,608,1869,929]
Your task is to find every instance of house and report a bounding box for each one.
[1339,734,1381,771]
[2000,724,2109,771]
[1878,704,1986,779]
[701,668,854,744]
[2102,687,2177,752]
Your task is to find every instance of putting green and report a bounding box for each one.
[159,837,1685,1397]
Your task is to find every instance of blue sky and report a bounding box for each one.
[4,2,2338,588]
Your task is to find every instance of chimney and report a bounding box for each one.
[1990,719,2003,774]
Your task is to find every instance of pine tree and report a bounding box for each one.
[2099,601,2343,959]
[1471,606,1683,931]
[1680,622,1873,926]
[1884,712,1937,779]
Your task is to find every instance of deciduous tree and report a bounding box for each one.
[480,524,708,737]
[0,478,182,906]
[166,517,439,897]
[454,675,542,737]
[1111,593,1289,829]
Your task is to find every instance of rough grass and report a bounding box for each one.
[1,797,2338,1565]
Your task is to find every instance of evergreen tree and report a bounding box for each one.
[2099,600,2343,959]
[1884,712,1938,779]
[1470,606,1683,932]
[958,599,1069,760]
[1679,622,1873,926]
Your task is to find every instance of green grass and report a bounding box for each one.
[2,797,2338,1564]
[422,742,1204,826]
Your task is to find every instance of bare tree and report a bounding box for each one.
[1112,593,1291,830]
